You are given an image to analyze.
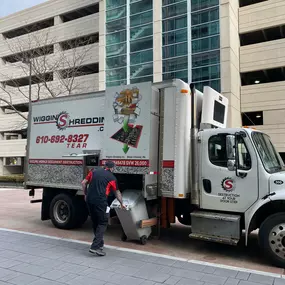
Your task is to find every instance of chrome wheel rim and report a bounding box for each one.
[269,223,285,259]
[53,200,69,224]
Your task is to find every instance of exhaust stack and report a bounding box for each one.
[190,83,200,206]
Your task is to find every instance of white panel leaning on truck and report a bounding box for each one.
[24,79,285,267]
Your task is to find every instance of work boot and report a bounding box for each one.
[89,248,106,256]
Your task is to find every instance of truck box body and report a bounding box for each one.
[26,80,227,198]
[26,80,195,199]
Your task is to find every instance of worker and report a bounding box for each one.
[81,161,125,256]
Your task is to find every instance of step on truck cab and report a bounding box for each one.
[24,79,285,267]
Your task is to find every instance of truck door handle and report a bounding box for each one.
[203,179,211,193]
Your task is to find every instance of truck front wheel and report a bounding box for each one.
[259,212,285,267]
[50,194,88,230]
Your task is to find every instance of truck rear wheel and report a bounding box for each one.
[50,194,88,230]
[259,212,285,267]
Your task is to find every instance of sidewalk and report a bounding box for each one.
[0,229,283,285]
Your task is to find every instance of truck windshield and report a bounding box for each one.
[252,132,283,173]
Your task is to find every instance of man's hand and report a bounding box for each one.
[120,204,127,210]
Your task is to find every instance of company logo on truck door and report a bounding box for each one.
[33,111,104,131]
[221,177,235,192]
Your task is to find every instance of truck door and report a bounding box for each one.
[200,130,259,212]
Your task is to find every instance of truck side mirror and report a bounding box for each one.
[226,135,236,171]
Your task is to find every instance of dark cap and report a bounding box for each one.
[105,161,115,169]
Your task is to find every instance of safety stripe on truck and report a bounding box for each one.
[162,160,175,168]
[28,159,175,169]
[29,159,82,165]
[100,159,149,167]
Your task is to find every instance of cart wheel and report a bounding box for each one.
[140,235,147,245]
[121,233,127,242]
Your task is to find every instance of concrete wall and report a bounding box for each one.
[220,0,241,128]
[153,0,162,83]
[98,0,105,91]
[239,0,285,34]
[239,0,285,152]
[241,81,285,112]
[240,39,285,72]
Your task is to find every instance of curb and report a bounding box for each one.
[0,227,284,279]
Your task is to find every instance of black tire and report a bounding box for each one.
[259,212,285,267]
[140,235,147,245]
[121,233,127,242]
[177,213,191,225]
[50,193,82,230]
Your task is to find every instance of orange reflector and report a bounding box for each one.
[180,89,188,94]
[243,126,256,130]
[178,194,184,197]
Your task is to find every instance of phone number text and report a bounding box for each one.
[36,134,89,144]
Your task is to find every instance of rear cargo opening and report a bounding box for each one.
[115,174,144,192]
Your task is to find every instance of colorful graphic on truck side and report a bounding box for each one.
[103,82,152,164]
[111,87,143,154]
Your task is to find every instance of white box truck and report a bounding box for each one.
[24,79,285,267]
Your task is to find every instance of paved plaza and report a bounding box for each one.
[0,229,283,285]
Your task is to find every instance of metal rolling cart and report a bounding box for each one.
[110,189,151,245]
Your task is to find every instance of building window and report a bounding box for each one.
[129,0,153,83]
[161,0,221,90]
[60,34,99,51]
[191,1,221,93]
[60,63,99,79]
[163,28,188,46]
[162,1,188,82]
[4,134,20,140]
[60,4,99,23]
[3,157,22,166]
[130,50,153,65]
[105,0,127,87]
[192,7,219,25]
[240,25,285,46]
[3,18,54,39]
[192,21,219,40]
[241,67,285,86]
[192,64,220,82]
[192,0,219,12]
[239,0,267,8]
[242,111,263,126]
[130,10,153,27]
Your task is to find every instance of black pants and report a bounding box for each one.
[87,202,109,250]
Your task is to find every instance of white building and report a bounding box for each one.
[0,0,100,175]
[1,0,285,175]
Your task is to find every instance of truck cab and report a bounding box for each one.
[190,126,285,267]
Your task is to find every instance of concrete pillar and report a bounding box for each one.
[220,0,241,128]
[54,15,63,25]
[153,0,162,83]
[99,0,106,91]
[0,34,5,67]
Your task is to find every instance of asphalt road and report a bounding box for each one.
[0,188,283,275]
